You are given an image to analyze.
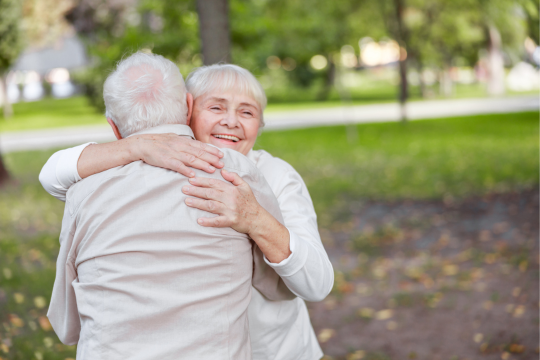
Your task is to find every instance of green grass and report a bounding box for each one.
[0,97,105,132]
[255,111,539,224]
[0,111,538,359]
[1,84,536,132]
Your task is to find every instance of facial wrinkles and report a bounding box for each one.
[191,92,260,155]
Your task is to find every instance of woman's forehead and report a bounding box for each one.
[197,91,260,109]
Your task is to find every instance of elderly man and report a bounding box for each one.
[47,52,290,359]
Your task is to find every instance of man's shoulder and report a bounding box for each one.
[220,148,262,176]
[249,150,298,180]
[65,161,160,214]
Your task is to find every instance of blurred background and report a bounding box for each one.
[0,0,538,359]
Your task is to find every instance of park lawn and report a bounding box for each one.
[0,97,105,133]
[0,111,538,359]
[1,87,537,132]
[256,111,539,225]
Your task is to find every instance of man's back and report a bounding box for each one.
[48,145,283,360]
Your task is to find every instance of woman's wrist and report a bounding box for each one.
[248,208,292,264]
[126,136,145,162]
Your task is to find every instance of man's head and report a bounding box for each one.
[103,52,193,138]
[186,64,266,155]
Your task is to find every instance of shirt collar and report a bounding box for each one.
[128,124,195,139]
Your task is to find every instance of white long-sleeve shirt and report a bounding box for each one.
[40,140,334,360]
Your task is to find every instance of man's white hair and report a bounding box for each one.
[104,52,188,137]
[186,64,267,128]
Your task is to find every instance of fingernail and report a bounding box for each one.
[218,161,224,167]
[208,166,215,172]
[189,172,195,177]
[186,198,192,205]
[219,152,224,157]
[189,178,195,183]
[197,219,203,224]
[183,186,190,193]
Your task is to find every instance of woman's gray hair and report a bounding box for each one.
[103,52,188,138]
[186,64,267,128]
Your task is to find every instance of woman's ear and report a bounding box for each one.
[106,118,123,140]
[185,93,194,126]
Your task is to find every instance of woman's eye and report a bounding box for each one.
[243,111,253,116]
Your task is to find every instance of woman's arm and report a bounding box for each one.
[78,134,224,179]
[262,167,334,302]
[183,170,291,263]
[39,135,224,201]
[182,166,334,302]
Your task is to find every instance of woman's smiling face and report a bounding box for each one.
[190,91,262,156]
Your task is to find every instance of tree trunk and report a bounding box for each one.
[0,151,10,186]
[394,0,408,122]
[196,0,231,65]
[439,66,453,97]
[317,57,335,101]
[0,74,13,118]
[487,25,505,96]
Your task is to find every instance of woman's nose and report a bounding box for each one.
[220,112,240,128]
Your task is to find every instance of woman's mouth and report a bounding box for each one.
[212,134,240,142]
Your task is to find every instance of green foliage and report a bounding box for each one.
[70,0,200,111]
[255,111,539,224]
[0,0,23,72]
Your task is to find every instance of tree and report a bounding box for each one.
[197,0,231,64]
[0,0,23,119]
[0,0,24,185]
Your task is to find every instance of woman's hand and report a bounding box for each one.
[182,169,292,263]
[181,169,262,233]
[130,133,224,178]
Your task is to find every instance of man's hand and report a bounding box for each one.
[131,133,224,178]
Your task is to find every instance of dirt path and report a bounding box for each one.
[308,189,539,360]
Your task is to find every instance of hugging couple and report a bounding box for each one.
[40,52,334,360]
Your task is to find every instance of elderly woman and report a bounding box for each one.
[40,64,334,360]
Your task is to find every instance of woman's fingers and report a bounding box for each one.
[182,184,222,201]
[221,169,244,186]
[196,216,230,228]
[188,176,229,190]
[184,140,224,169]
[184,197,225,215]
[175,152,217,174]
[138,134,224,174]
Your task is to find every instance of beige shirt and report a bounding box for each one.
[47,125,293,360]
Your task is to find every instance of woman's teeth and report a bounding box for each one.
[213,134,240,142]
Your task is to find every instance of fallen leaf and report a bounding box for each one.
[13,293,24,304]
[358,307,374,318]
[513,305,525,317]
[376,309,393,320]
[38,316,52,331]
[346,350,365,360]
[34,297,47,309]
[474,333,483,343]
[318,328,335,343]
[443,264,459,276]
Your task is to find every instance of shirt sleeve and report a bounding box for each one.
[39,143,96,202]
[263,166,334,302]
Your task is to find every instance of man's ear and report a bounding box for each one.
[107,118,123,140]
[185,92,193,126]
